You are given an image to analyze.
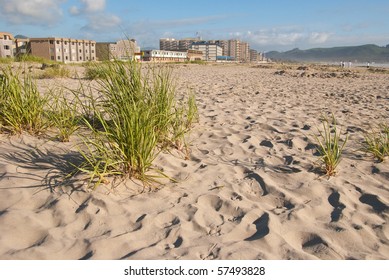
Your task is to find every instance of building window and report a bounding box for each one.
[56,41,60,44]
[79,50,82,53]
[50,40,54,44]
[80,56,82,60]
[65,56,68,60]
[4,45,10,50]
[57,56,61,60]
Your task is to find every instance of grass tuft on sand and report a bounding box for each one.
[314,114,348,177]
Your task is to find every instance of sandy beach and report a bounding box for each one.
[0,62,388,260]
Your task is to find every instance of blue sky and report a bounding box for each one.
[1,0,388,51]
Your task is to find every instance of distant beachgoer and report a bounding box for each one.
[348,61,352,68]
[367,62,370,68]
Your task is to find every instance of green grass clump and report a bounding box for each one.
[38,65,70,79]
[47,90,80,142]
[363,124,389,162]
[0,57,14,64]
[15,55,53,64]
[75,60,197,188]
[84,62,108,80]
[0,67,50,135]
[314,114,348,177]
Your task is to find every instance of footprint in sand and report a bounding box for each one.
[301,233,341,259]
[359,193,388,214]
[328,189,346,222]
[244,213,270,241]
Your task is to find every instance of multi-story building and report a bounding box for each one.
[249,49,258,62]
[187,50,203,61]
[160,38,179,51]
[160,37,202,51]
[29,37,96,63]
[96,39,140,61]
[212,40,229,56]
[191,42,222,61]
[0,32,14,58]
[178,38,200,51]
[240,41,250,62]
[14,37,29,56]
[228,39,241,61]
[142,50,187,62]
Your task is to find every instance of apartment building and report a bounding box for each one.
[0,32,14,58]
[160,37,202,51]
[228,39,241,61]
[96,39,140,61]
[29,37,96,63]
[212,40,229,56]
[240,42,250,62]
[178,38,201,51]
[250,49,258,62]
[191,42,222,61]
[159,38,179,51]
[142,50,187,62]
[187,50,203,61]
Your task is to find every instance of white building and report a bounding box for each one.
[142,50,187,62]
[0,32,14,58]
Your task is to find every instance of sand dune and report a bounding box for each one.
[0,63,388,260]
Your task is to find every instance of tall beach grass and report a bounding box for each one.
[0,66,50,134]
[75,60,198,187]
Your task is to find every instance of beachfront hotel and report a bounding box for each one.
[96,39,140,61]
[29,37,96,63]
[0,32,14,58]
[142,49,188,62]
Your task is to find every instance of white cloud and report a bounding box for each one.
[69,6,80,15]
[81,14,121,32]
[239,28,332,50]
[0,0,64,25]
[70,0,105,15]
[309,32,331,44]
[82,0,105,13]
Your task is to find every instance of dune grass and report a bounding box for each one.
[47,89,81,142]
[37,65,71,79]
[363,124,389,162]
[0,57,13,64]
[314,115,348,177]
[0,67,50,135]
[75,60,198,188]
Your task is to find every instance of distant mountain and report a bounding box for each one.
[267,44,389,63]
[14,34,29,39]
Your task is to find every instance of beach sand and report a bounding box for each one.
[0,63,388,260]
